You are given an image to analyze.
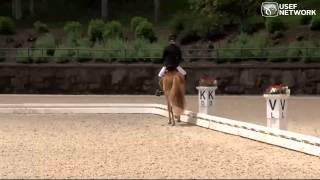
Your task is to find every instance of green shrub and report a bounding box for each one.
[265,18,286,33]
[149,43,164,63]
[271,31,284,40]
[178,28,200,45]
[105,38,126,50]
[126,49,146,62]
[287,48,301,62]
[241,16,265,34]
[245,32,271,49]
[267,47,288,62]
[92,43,107,62]
[171,13,224,43]
[116,52,134,63]
[88,19,105,42]
[76,48,92,62]
[54,47,72,63]
[305,49,320,63]
[134,21,157,42]
[192,16,219,37]
[0,16,15,34]
[134,51,151,62]
[176,15,222,44]
[235,33,249,45]
[129,38,150,61]
[170,13,218,39]
[61,37,91,51]
[242,33,269,61]
[309,16,320,30]
[295,41,319,63]
[31,50,48,63]
[105,38,126,61]
[132,38,149,50]
[33,21,49,33]
[300,16,312,25]
[65,36,79,48]
[205,24,224,41]
[16,50,32,63]
[130,16,148,31]
[217,36,243,60]
[77,38,92,47]
[287,41,305,62]
[64,21,82,39]
[62,37,91,51]
[128,39,164,63]
[62,37,90,57]
[219,40,246,62]
[35,33,56,56]
[219,48,239,61]
[35,33,55,48]
[103,21,123,41]
[169,13,190,35]
[219,33,270,61]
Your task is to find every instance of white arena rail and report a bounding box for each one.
[0,103,319,157]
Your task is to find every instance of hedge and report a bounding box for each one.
[34,21,49,33]
[88,19,105,42]
[103,21,123,41]
[0,16,15,34]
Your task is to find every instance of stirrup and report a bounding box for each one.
[155,89,163,96]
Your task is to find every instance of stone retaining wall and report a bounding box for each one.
[0,63,319,94]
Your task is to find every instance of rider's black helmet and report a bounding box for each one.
[168,34,177,42]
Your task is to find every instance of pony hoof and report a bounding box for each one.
[175,116,181,122]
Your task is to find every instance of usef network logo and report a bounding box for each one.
[261,2,316,17]
[261,2,279,17]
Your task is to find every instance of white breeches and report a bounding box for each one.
[158,66,187,77]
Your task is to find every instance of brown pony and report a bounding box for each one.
[161,70,186,126]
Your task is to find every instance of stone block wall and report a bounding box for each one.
[0,63,319,95]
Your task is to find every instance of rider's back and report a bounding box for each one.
[162,44,182,69]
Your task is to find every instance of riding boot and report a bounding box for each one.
[155,77,163,96]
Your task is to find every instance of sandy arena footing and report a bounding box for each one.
[0,95,319,137]
[0,113,319,179]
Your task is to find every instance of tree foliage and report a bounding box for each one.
[64,21,82,39]
[103,20,123,40]
[0,16,15,34]
[189,0,262,25]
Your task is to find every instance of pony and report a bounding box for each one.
[161,70,186,126]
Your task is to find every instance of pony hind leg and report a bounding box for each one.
[176,115,181,123]
[170,106,175,126]
[167,102,172,125]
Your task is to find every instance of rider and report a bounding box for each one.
[155,35,186,96]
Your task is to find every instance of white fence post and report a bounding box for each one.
[263,94,290,130]
[196,86,217,114]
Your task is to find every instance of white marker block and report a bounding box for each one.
[263,94,289,130]
[196,86,217,114]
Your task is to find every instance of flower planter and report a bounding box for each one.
[196,76,218,114]
[196,86,218,114]
[263,85,290,130]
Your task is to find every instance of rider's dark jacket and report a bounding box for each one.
[161,43,182,70]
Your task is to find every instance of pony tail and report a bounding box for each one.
[169,74,186,115]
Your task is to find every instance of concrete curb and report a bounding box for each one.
[0,103,319,157]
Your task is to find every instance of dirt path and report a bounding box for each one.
[0,113,319,179]
[0,95,319,137]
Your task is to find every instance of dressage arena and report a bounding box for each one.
[0,95,320,179]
